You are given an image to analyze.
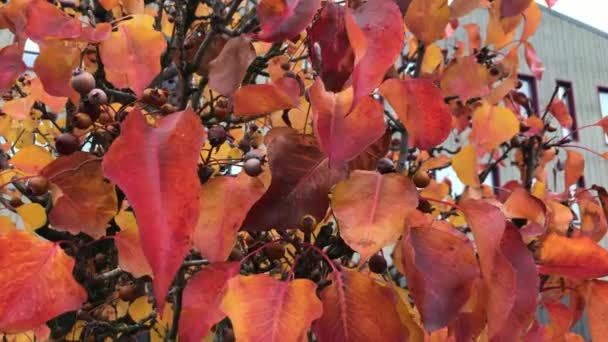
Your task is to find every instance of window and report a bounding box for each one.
[434,166,499,196]
[557,81,578,141]
[517,74,539,116]
[598,87,608,143]
[22,39,39,69]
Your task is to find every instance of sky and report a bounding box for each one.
[535,0,608,33]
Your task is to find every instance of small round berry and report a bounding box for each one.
[9,197,23,208]
[377,157,395,174]
[243,150,263,162]
[368,254,387,274]
[87,88,108,105]
[27,176,50,196]
[118,283,139,302]
[208,125,227,147]
[228,248,244,261]
[298,215,317,233]
[412,170,431,188]
[265,244,285,261]
[78,101,101,121]
[98,112,112,125]
[417,199,433,214]
[74,113,93,130]
[70,70,96,94]
[238,139,251,153]
[243,158,263,177]
[55,133,80,155]
[161,103,176,115]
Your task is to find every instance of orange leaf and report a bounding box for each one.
[41,152,118,238]
[380,78,451,150]
[524,41,544,80]
[255,0,321,42]
[346,0,404,104]
[347,129,391,171]
[440,56,491,102]
[539,233,608,279]
[2,95,34,120]
[310,79,386,165]
[503,187,547,237]
[180,262,240,342]
[313,269,407,342]
[0,230,86,333]
[24,0,81,41]
[404,0,450,45]
[208,36,256,96]
[102,108,205,311]
[0,42,26,93]
[463,23,481,55]
[577,189,608,241]
[99,15,166,96]
[331,170,418,262]
[220,275,323,341]
[114,210,152,277]
[449,0,485,18]
[586,280,608,341]
[99,0,119,10]
[469,102,519,151]
[548,99,572,129]
[452,145,480,187]
[10,145,54,174]
[193,174,265,262]
[399,215,479,331]
[33,40,80,100]
[29,77,66,113]
[233,77,300,116]
[565,150,584,189]
[521,1,541,41]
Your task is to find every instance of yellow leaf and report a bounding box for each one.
[11,145,54,174]
[128,295,154,321]
[452,145,480,187]
[421,44,443,75]
[16,203,47,231]
[469,102,519,152]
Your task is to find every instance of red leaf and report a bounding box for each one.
[254,0,321,42]
[80,23,112,43]
[461,200,539,340]
[538,233,608,279]
[545,0,558,7]
[586,280,608,341]
[208,36,256,96]
[0,231,87,333]
[331,170,418,262]
[399,214,479,331]
[345,0,404,105]
[379,78,451,150]
[500,0,532,18]
[0,42,26,93]
[179,262,240,342]
[524,41,544,80]
[102,108,205,311]
[548,98,572,129]
[313,269,408,342]
[307,3,354,92]
[221,274,323,341]
[241,128,347,231]
[310,79,386,165]
[193,174,265,262]
[347,129,391,170]
[233,77,300,116]
[33,40,80,100]
[41,152,118,238]
[24,0,81,41]
[114,210,152,278]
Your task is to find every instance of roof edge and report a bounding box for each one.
[538,5,608,40]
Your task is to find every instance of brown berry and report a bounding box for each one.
[55,133,80,155]
[228,248,244,261]
[298,215,317,233]
[412,170,431,188]
[87,88,107,105]
[265,243,285,261]
[369,254,387,274]
[70,70,96,94]
[142,88,167,107]
[417,199,433,214]
[377,157,395,174]
[161,103,176,115]
[27,176,50,196]
[78,101,101,121]
[9,197,23,208]
[98,112,112,125]
[243,150,262,162]
[510,135,522,148]
[118,283,139,302]
[243,158,263,177]
[208,125,227,146]
[74,113,93,129]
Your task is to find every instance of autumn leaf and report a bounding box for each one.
[33,40,80,100]
[524,41,544,80]
[0,42,26,93]
[469,102,519,151]
[503,186,547,235]
[521,1,541,41]
[500,0,532,18]
[440,56,491,103]
[548,98,572,129]
[307,3,354,92]
[399,214,479,331]
[347,129,391,171]
[539,233,608,279]
[24,0,81,41]
[179,262,240,342]
[0,230,86,333]
[310,79,386,166]
[452,145,480,187]
[16,203,47,231]
[449,0,483,18]
[463,24,481,55]
[41,152,118,239]
[233,77,301,116]
[380,78,451,150]
[208,36,256,96]
[29,77,66,113]
[254,0,321,42]
[404,0,450,45]
[114,210,152,278]
[313,269,408,342]
[331,170,418,262]
[10,145,54,174]
[102,108,205,311]
[345,0,404,105]
[193,174,265,262]
[585,280,608,341]
[99,14,167,96]
[220,274,323,341]
[565,150,584,189]
[2,95,35,120]
[241,128,347,231]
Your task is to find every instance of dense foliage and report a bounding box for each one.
[0,0,607,340]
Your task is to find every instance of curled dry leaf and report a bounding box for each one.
[331,170,418,262]
[0,230,87,333]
